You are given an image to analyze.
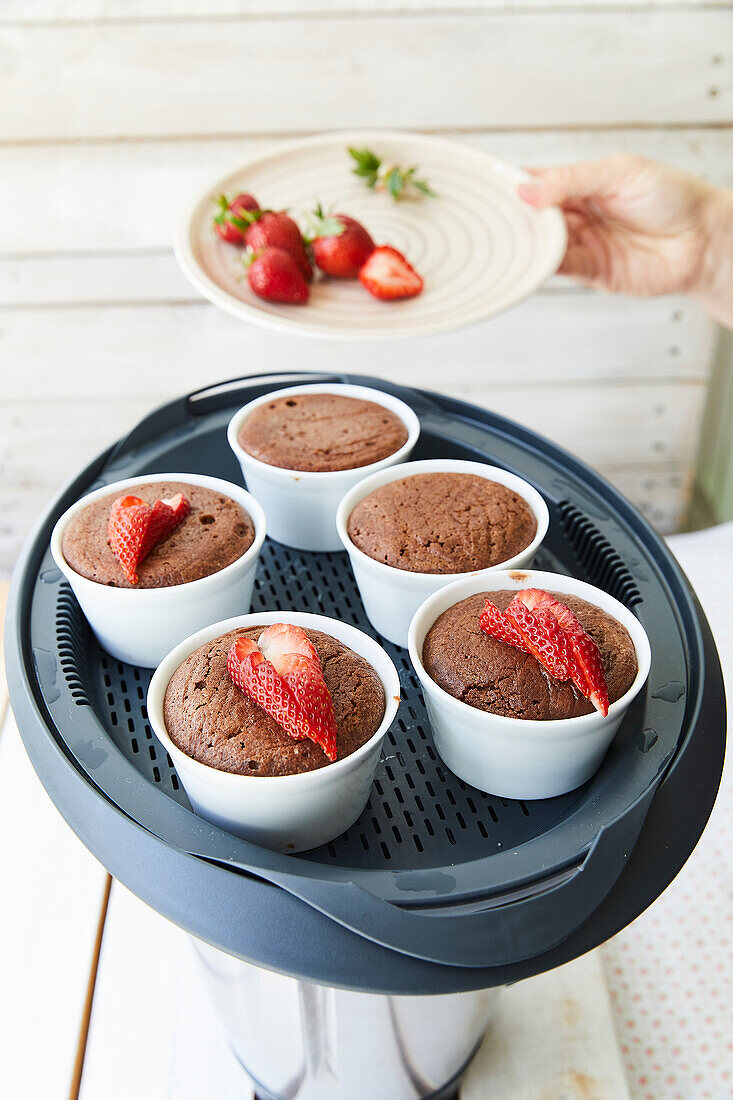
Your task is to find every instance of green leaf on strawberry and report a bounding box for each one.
[303,203,347,243]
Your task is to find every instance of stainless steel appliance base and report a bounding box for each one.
[245,1062,466,1100]
[192,939,497,1100]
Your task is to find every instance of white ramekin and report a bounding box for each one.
[408,569,651,800]
[51,472,267,668]
[148,611,401,852]
[227,383,420,552]
[336,459,549,648]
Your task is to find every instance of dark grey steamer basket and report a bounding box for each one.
[6,372,725,993]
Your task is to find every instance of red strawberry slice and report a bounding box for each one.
[479,588,610,715]
[358,246,423,300]
[564,629,609,716]
[107,496,150,585]
[228,638,309,741]
[107,491,190,585]
[509,590,609,715]
[479,598,528,651]
[142,492,191,557]
[258,622,320,666]
[503,600,574,682]
[227,626,338,760]
[260,623,337,747]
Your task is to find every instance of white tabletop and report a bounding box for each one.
[1,526,731,1099]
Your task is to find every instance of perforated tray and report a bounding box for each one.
[9,373,716,972]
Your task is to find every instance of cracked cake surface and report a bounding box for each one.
[237,392,408,472]
[62,481,255,589]
[422,591,637,721]
[164,626,386,776]
[347,472,537,573]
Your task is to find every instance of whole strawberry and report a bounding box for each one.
[306,208,375,278]
[244,211,313,281]
[213,192,259,244]
[247,247,310,305]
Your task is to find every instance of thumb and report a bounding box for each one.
[517,156,634,208]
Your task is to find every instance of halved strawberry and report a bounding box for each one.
[259,623,337,746]
[227,626,337,760]
[508,590,609,715]
[107,491,190,585]
[480,589,610,715]
[107,496,150,585]
[502,600,573,683]
[358,246,423,300]
[479,598,527,651]
[142,492,191,557]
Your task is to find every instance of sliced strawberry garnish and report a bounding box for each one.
[564,629,609,716]
[503,600,573,682]
[479,598,528,651]
[358,246,423,301]
[479,589,610,716]
[141,492,191,558]
[227,637,309,742]
[227,626,338,761]
[107,491,190,585]
[107,496,149,585]
[508,590,609,716]
[258,622,320,666]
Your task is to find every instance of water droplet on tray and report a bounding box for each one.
[652,681,685,702]
[636,727,658,753]
[73,740,108,770]
[33,647,59,702]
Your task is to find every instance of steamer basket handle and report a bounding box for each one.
[257,783,659,969]
[103,372,345,467]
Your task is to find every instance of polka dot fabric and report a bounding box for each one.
[602,525,733,1100]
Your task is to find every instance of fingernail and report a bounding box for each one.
[517,182,541,203]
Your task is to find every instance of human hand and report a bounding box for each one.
[518,154,719,294]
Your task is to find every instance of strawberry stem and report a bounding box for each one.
[302,204,346,243]
[348,146,436,200]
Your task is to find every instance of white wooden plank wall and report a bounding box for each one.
[1,1,731,572]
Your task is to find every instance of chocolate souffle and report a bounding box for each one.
[237,392,409,472]
[347,472,537,573]
[62,481,254,589]
[423,591,637,721]
[164,626,386,777]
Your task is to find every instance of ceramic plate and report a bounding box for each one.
[174,131,567,341]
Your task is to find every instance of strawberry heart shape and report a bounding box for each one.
[108,491,190,585]
[227,624,337,761]
[480,588,610,716]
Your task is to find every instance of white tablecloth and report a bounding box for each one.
[600,524,733,1100]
